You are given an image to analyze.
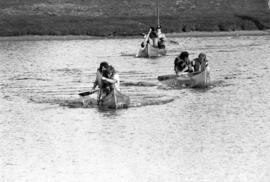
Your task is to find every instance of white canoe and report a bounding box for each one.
[136,43,166,58]
[158,68,211,87]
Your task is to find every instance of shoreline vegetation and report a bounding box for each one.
[0,13,269,38]
[0,30,269,41]
[1,1,269,39]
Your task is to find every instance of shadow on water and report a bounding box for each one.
[120,52,136,57]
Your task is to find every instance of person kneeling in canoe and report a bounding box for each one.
[149,27,158,48]
[157,25,166,49]
[100,66,130,109]
[100,65,120,99]
[90,62,110,100]
[174,51,194,75]
[193,52,209,72]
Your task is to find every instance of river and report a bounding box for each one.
[0,35,270,182]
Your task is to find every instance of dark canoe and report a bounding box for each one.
[99,89,130,109]
[157,69,211,87]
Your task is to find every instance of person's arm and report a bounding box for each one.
[205,60,209,67]
[91,71,99,91]
[92,80,98,90]
[174,58,180,74]
[180,66,188,73]
[174,66,180,75]
[101,76,117,84]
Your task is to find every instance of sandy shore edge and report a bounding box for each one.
[0,30,269,41]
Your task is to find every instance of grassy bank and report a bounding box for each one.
[0,11,269,37]
[0,0,269,36]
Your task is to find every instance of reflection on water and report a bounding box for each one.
[0,35,270,182]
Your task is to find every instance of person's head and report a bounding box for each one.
[179,51,189,61]
[103,65,115,78]
[198,52,206,61]
[99,62,109,72]
[157,25,161,34]
[150,26,155,31]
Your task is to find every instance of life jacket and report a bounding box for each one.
[193,58,208,72]
[193,58,201,72]
[201,60,208,71]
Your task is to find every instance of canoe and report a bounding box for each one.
[147,43,166,57]
[136,43,166,58]
[99,89,130,109]
[157,68,211,87]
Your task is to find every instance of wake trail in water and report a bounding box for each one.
[157,79,231,90]
[30,94,176,109]
[121,81,158,87]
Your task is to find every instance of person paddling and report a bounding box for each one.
[91,62,109,91]
[149,26,158,48]
[157,25,166,49]
[99,65,120,100]
[174,51,194,75]
[91,62,109,102]
[193,52,209,72]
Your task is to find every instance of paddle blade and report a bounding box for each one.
[157,74,177,81]
[79,91,91,97]
[79,90,98,97]
[169,40,179,45]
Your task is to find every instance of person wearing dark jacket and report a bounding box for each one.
[174,51,194,74]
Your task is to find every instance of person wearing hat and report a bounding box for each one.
[174,51,194,75]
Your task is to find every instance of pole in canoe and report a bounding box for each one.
[157,0,160,26]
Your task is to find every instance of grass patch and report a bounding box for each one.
[0,12,269,36]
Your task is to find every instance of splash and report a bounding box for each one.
[30,95,175,109]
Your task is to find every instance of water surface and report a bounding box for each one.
[0,35,270,182]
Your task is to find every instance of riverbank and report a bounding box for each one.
[0,12,269,37]
[1,1,269,37]
[0,30,269,41]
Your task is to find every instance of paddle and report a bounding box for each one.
[79,89,99,97]
[157,72,189,81]
[142,29,152,48]
[169,40,180,45]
